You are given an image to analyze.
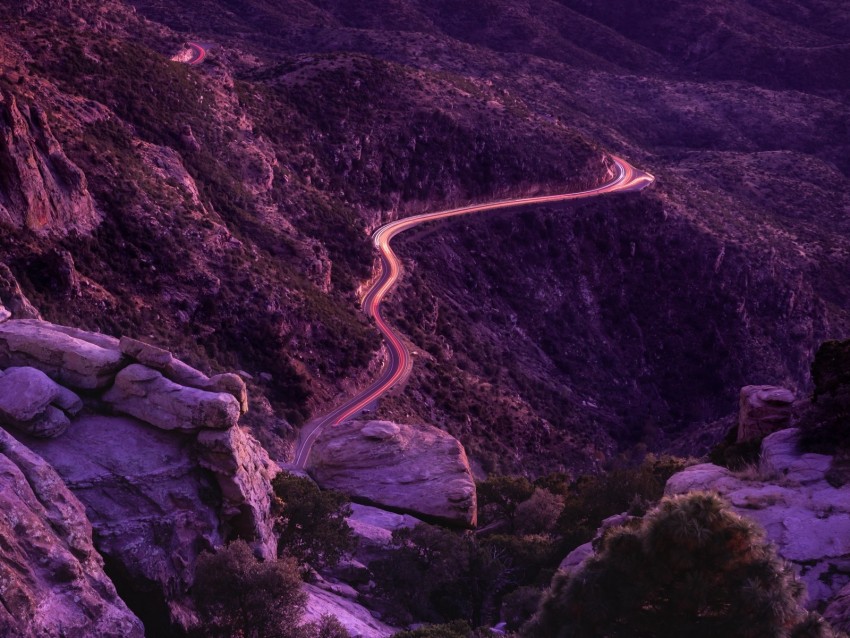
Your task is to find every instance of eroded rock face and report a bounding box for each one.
[665,429,850,618]
[308,420,477,527]
[0,366,81,437]
[0,91,98,234]
[21,414,224,630]
[0,427,144,638]
[0,319,125,389]
[737,385,795,442]
[197,425,279,559]
[103,363,240,432]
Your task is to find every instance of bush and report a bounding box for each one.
[524,493,833,638]
[192,541,308,638]
[273,473,357,569]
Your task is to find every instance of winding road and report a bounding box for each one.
[293,155,654,468]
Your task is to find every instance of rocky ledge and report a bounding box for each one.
[665,428,850,631]
[0,305,279,633]
[307,420,477,527]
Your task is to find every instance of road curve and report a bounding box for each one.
[187,42,207,65]
[294,156,654,468]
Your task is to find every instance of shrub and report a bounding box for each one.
[524,493,832,638]
[273,473,357,569]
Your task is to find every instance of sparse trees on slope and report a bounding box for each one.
[523,492,838,638]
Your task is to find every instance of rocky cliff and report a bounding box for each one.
[0,305,281,634]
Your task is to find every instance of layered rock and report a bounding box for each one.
[665,428,850,620]
[0,319,125,389]
[120,337,248,414]
[103,363,240,431]
[21,414,224,630]
[0,427,144,638]
[197,425,280,559]
[737,385,796,442]
[0,365,82,437]
[308,420,477,527]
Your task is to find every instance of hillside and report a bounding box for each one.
[1,0,848,474]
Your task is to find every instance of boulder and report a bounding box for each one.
[197,425,280,559]
[308,420,477,527]
[665,429,850,610]
[120,336,248,413]
[0,427,144,638]
[737,385,795,442]
[103,364,240,432]
[304,583,399,638]
[346,503,420,564]
[0,319,125,389]
[0,366,82,437]
[21,414,224,630]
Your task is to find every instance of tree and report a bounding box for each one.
[515,489,564,535]
[192,540,308,638]
[524,493,836,638]
[477,476,535,531]
[273,473,357,569]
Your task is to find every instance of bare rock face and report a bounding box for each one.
[665,429,850,617]
[0,319,125,389]
[103,363,240,432]
[120,336,249,414]
[197,425,280,559]
[0,366,82,437]
[0,263,40,319]
[0,91,98,234]
[0,302,10,323]
[304,583,399,638]
[737,385,796,442]
[22,414,224,630]
[0,427,144,638]
[308,420,477,527]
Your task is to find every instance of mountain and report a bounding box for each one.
[1,0,848,475]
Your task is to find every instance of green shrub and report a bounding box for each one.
[524,493,833,638]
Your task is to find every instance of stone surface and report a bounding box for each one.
[304,583,399,638]
[0,427,144,638]
[0,319,125,389]
[21,414,224,630]
[665,429,850,613]
[120,336,248,414]
[346,503,421,564]
[308,420,477,527]
[0,263,41,319]
[737,385,795,442]
[0,366,81,437]
[0,302,9,323]
[197,425,279,559]
[103,363,240,432]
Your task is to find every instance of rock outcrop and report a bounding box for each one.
[665,428,850,621]
[0,427,144,638]
[102,363,240,432]
[197,425,280,560]
[345,503,420,564]
[0,91,98,234]
[304,583,399,638]
[737,385,796,442]
[0,91,98,231]
[0,365,81,437]
[22,414,224,629]
[308,420,477,527]
[0,319,126,389]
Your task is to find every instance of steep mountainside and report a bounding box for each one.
[1,0,848,473]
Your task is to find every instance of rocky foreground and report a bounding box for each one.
[0,300,476,636]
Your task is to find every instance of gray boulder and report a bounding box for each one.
[120,336,248,414]
[103,364,240,432]
[0,319,125,389]
[0,366,82,437]
[0,427,144,638]
[308,420,477,527]
[737,385,795,442]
